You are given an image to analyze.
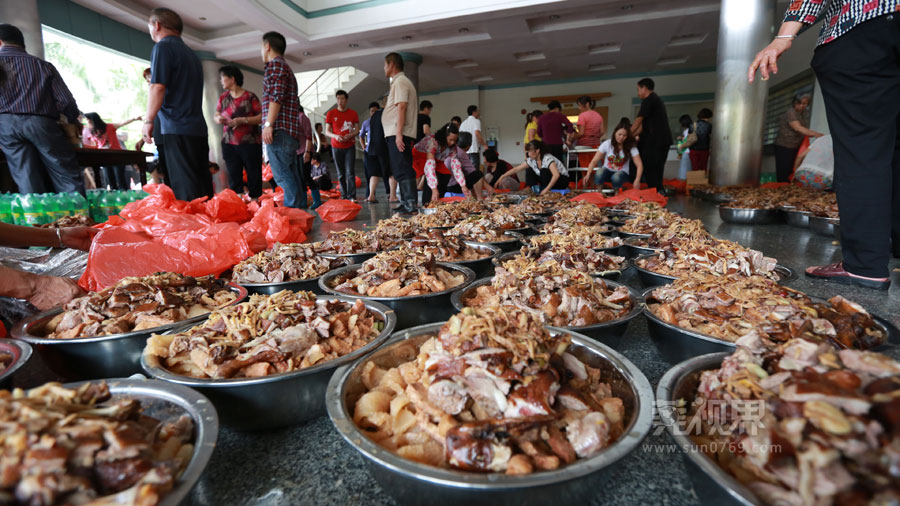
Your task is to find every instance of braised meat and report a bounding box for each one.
[232,243,347,283]
[328,248,466,297]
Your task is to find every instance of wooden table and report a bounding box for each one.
[0,148,151,192]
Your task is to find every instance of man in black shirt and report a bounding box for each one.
[416,100,432,142]
[630,78,672,191]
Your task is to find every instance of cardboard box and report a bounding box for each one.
[686,170,708,185]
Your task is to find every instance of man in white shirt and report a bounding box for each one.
[459,105,485,169]
[382,52,418,214]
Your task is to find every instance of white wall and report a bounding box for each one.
[423,71,716,164]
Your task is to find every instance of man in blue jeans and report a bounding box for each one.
[260,31,303,208]
[0,24,84,194]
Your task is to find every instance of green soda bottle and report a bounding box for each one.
[0,195,12,224]
[43,193,60,223]
[60,193,75,217]
[11,195,24,225]
[21,194,42,226]
[74,193,90,218]
[100,192,117,222]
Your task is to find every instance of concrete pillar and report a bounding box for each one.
[397,52,422,91]
[1,0,44,59]
[710,0,775,186]
[199,58,227,192]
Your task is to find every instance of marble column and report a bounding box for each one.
[710,0,775,185]
[199,58,227,192]
[397,52,422,92]
[1,0,44,59]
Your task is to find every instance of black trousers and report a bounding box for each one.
[162,134,212,201]
[539,169,569,191]
[425,172,452,202]
[386,136,415,183]
[222,142,263,198]
[774,145,800,183]
[365,153,392,196]
[812,13,900,278]
[639,144,669,190]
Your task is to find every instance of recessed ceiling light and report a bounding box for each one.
[199,16,207,20]
[448,59,478,69]
[657,56,688,65]
[458,27,469,33]
[588,43,621,55]
[621,4,634,10]
[589,63,616,72]
[548,14,560,20]
[303,51,312,56]
[527,70,552,78]
[515,51,546,62]
[401,35,412,41]
[349,43,359,48]
[668,33,708,46]
[472,76,494,83]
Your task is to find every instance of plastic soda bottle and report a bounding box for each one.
[21,194,42,226]
[11,196,24,225]
[100,192,117,222]
[74,193,90,217]
[43,193,60,223]
[0,195,12,224]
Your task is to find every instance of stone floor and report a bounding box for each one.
[182,193,899,506]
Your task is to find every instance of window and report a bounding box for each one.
[763,71,815,146]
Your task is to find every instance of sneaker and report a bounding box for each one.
[805,262,890,290]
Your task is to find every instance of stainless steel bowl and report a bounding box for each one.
[491,251,630,281]
[59,378,219,506]
[616,230,651,240]
[631,254,797,288]
[708,192,733,203]
[834,222,841,241]
[784,209,811,228]
[718,206,780,225]
[623,236,663,258]
[420,207,440,215]
[655,353,762,506]
[320,250,379,265]
[451,277,644,348]
[642,287,898,363]
[319,262,477,330]
[141,295,397,430]
[11,284,248,380]
[482,230,525,252]
[0,338,32,388]
[447,241,501,278]
[227,260,350,295]
[809,215,840,237]
[326,323,654,506]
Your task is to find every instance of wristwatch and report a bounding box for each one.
[264,121,272,128]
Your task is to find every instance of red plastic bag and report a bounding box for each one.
[761,182,791,189]
[317,199,361,222]
[204,189,251,223]
[608,188,668,206]
[240,199,310,248]
[355,176,362,187]
[570,193,613,207]
[79,222,254,291]
[663,178,687,194]
[438,196,465,203]
[262,163,273,182]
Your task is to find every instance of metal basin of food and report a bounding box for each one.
[11,284,248,380]
[226,260,350,296]
[784,209,811,228]
[615,230,651,240]
[446,241,501,278]
[623,236,663,258]
[641,287,898,363]
[320,250,382,266]
[708,192,733,203]
[630,254,797,288]
[326,324,653,506]
[655,353,763,505]
[479,231,525,252]
[718,206,780,225]
[319,263,476,330]
[57,378,219,506]
[0,338,32,388]
[141,295,396,430]
[491,251,630,281]
[451,278,644,349]
[809,215,840,237]
[834,222,841,241]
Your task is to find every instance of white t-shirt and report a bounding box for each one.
[596,139,639,173]
[526,154,568,177]
[459,115,482,153]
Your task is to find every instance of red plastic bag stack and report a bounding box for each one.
[79,184,314,291]
[571,187,668,208]
[317,199,362,222]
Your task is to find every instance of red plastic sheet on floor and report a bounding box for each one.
[571,187,668,207]
[79,184,313,291]
[317,199,361,222]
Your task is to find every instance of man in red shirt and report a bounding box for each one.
[536,100,573,189]
[325,90,359,201]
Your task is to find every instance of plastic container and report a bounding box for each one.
[20,194,42,226]
[10,196,24,225]
[0,194,13,224]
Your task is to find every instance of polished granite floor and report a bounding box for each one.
[177,194,900,506]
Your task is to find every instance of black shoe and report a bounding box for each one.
[392,202,413,214]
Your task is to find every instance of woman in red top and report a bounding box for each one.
[83,112,141,189]
[215,66,263,198]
